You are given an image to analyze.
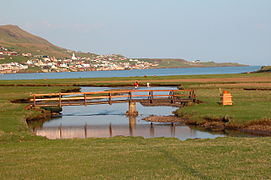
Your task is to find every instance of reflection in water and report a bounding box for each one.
[34,116,224,140]
[35,124,196,139]
[30,86,227,140]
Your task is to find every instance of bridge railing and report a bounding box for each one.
[30,89,196,107]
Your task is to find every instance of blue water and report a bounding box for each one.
[0,66,260,80]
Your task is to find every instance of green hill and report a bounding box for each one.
[138,58,246,68]
[255,66,271,73]
[0,25,96,58]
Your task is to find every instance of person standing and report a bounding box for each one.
[134,81,139,88]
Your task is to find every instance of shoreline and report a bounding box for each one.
[1,64,250,75]
[143,115,271,136]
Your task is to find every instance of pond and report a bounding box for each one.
[29,86,231,140]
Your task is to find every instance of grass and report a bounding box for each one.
[0,55,29,64]
[1,137,271,179]
[0,86,76,138]
[175,88,271,126]
[0,73,271,179]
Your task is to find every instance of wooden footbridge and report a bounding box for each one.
[31,89,196,114]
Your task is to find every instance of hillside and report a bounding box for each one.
[254,66,271,73]
[0,25,96,58]
[138,58,246,68]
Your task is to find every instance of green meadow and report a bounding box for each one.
[0,73,271,179]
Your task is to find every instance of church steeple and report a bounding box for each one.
[71,52,77,60]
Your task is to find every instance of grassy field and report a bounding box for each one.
[175,88,271,128]
[0,73,271,179]
[1,137,271,179]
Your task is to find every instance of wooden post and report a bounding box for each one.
[188,91,192,99]
[170,91,174,103]
[193,90,196,98]
[59,93,62,107]
[126,101,138,116]
[84,93,87,106]
[129,116,136,136]
[33,95,36,107]
[191,90,195,102]
[149,91,153,103]
[109,93,112,105]
[128,92,132,102]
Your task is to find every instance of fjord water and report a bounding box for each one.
[30,86,227,140]
[0,66,260,80]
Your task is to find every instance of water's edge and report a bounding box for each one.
[1,66,260,80]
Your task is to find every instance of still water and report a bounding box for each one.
[30,86,228,140]
[0,66,260,80]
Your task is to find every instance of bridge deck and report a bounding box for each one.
[30,89,196,107]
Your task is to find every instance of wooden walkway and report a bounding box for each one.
[30,89,196,107]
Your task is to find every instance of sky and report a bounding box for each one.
[0,0,270,65]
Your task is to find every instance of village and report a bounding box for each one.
[0,46,159,73]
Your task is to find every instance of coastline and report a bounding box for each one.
[1,64,249,75]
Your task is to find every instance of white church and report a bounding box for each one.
[71,52,77,60]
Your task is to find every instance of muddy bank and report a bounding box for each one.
[140,101,183,107]
[181,117,271,136]
[26,106,61,123]
[143,115,186,123]
[143,115,271,136]
[140,100,200,107]
[14,89,76,127]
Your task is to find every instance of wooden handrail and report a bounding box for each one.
[31,89,196,107]
[31,89,194,97]
[30,94,192,102]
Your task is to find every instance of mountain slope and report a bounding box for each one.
[0,25,72,57]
